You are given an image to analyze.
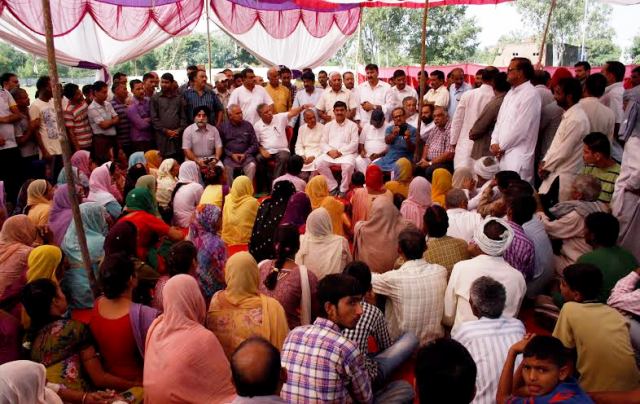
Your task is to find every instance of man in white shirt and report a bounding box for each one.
[355,64,391,126]
[404,96,431,142]
[445,189,482,243]
[490,57,542,183]
[228,68,273,124]
[182,105,223,168]
[88,80,120,163]
[372,228,448,345]
[316,72,357,122]
[31,75,64,180]
[444,217,527,333]
[272,154,307,192]
[386,69,418,116]
[343,71,356,91]
[600,60,626,160]
[531,70,554,107]
[450,67,497,170]
[539,77,590,203]
[579,74,615,139]
[254,103,310,185]
[424,70,450,108]
[452,276,525,404]
[290,71,323,127]
[448,68,472,117]
[355,109,389,173]
[295,109,324,174]
[316,101,359,196]
[0,72,22,203]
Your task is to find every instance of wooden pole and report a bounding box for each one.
[414,0,429,162]
[40,0,95,290]
[205,0,214,80]
[537,0,557,67]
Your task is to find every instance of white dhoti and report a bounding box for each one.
[317,154,356,193]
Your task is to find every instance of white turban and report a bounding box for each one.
[473,216,514,257]
[473,157,500,180]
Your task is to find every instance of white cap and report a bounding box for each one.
[214,73,227,83]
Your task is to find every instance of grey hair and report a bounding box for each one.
[256,103,269,114]
[452,168,477,189]
[402,96,417,105]
[445,188,468,209]
[227,103,241,114]
[470,276,506,319]
[329,71,342,80]
[573,174,601,202]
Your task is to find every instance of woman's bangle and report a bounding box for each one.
[81,392,88,404]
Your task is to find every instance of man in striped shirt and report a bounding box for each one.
[63,83,92,151]
[581,131,620,203]
[183,70,223,126]
[452,276,525,404]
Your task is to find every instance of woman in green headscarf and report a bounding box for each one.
[135,175,160,217]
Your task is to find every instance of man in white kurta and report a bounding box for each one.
[600,61,626,160]
[579,74,615,140]
[316,102,359,195]
[228,68,273,124]
[355,109,389,173]
[611,135,640,261]
[315,72,357,122]
[295,109,325,173]
[385,70,418,115]
[424,70,450,108]
[450,71,496,170]
[490,58,541,183]
[355,64,391,126]
[539,78,591,202]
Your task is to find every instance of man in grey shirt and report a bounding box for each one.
[182,105,223,169]
[151,73,188,161]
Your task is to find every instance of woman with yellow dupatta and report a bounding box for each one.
[25,180,54,228]
[305,175,329,210]
[384,157,413,198]
[144,150,162,177]
[431,168,453,206]
[221,176,259,248]
[206,252,289,359]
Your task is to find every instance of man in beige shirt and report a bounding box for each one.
[424,70,450,108]
[316,72,357,122]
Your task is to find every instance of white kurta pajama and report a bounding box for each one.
[611,136,640,261]
[578,97,615,140]
[316,119,359,193]
[355,80,392,126]
[491,81,542,183]
[539,103,591,202]
[295,123,325,171]
[355,122,390,173]
[450,84,495,169]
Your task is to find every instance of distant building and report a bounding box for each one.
[494,41,582,67]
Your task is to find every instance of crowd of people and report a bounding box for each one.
[0,57,639,403]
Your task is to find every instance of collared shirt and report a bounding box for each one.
[228,85,273,124]
[110,98,131,146]
[424,85,450,108]
[218,120,259,167]
[265,84,291,113]
[371,259,448,344]
[14,115,38,157]
[424,120,454,161]
[523,216,554,280]
[444,254,526,333]
[150,91,188,156]
[183,86,224,123]
[386,85,418,113]
[273,173,307,193]
[281,317,373,404]
[601,82,624,124]
[0,89,16,150]
[578,97,615,139]
[253,112,289,154]
[295,123,324,158]
[315,87,358,119]
[406,113,432,141]
[359,122,389,155]
[452,317,526,404]
[182,123,222,158]
[214,88,230,110]
[320,119,359,157]
[126,96,152,142]
[504,220,536,281]
[446,208,482,243]
[355,80,391,125]
[88,100,117,137]
[30,98,62,156]
[343,301,392,381]
[581,163,621,203]
[286,83,298,104]
[64,102,92,149]
[424,235,470,276]
[291,87,323,125]
[448,81,472,116]
[535,84,555,107]
[608,271,640,317]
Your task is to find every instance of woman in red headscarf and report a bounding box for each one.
[350,164,393,227]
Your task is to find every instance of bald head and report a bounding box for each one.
[231,337,283,397]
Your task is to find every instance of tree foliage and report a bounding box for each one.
[630,33,640,63]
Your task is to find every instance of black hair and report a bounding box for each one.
[633,66,640,75]
[142,72,154,82]
[531,70,551,86]
[129,79,142,91]
[111,82,124,94]
[187,70,198,82]
[485,220,508,241]
[416,338,477,404]
[318,70,328,76]
[167,241,197,277]
[99,251,135,299]
[21,278,58,334]
[161,72,174,82]
[92,80,108,93]
[585,212,619,248]
[280,66,292,75]
[263,225,300,291]
[398,228,426,260]
[301,71,315,82]
[585,73,608,97]
[333,100,347,110]
[556,77,582,103]
[430,70,445,81]
[231,337,282,397]
[343,261,372,295]
[351,171,365,187]
[508,195,536,226]
[35,76,50,91]
[495,171,520,191]
[113,72,126,82]
[317,274,360,317]
[203,165,224,186]
[494,71,511,93]
[393,69,407,79]
[605,61,626,82]
[187,65,198,72]
[365,63,379,72]
[0,72,17,87]
[233,73,242,81]
[82,84,93,96]
[512,57,535,80]
[481,67,498,83]
[523,335,568,369]
[63,83,79,100]
[393,193,405,210]
[424,205,449,238]
[563,263,603,301]
[583,132,611,157]
[286,155,304,176]
[574,61,591,71]
[241,68,254,78]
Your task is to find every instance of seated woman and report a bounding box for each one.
[280,192,312,234]
[190,205,227,303]
[57,167,89,195]
[128,151,146,170]
[199,165,228,209]
[120,188,184,272]
[71,150,94,180]
[295,207,352,280]
[155,158,178,214]
[144,150,162,177]
[22,279,141,403]
[305,175,329,210]
[87,165,122,220]
[124,163,148,200]
[259,224,319,328]
[206,251,289,359]
[321,195,351,238]
[0,360,64,403]
[400,176,432,232]
[249,180,296,263]
[135,175,160,217]
[430,168,453,206]
[385,157,413,199]
[221,176,259,249]
[351,164,393,226]
[144,275,236,403]
[171,161,204,229]
[25,179,54,228]
[60,202,108,311]
[23,245,63,328]
[152,241,197,311]
[89,253,158,390]
[0,215,37,364]
[48,185,75,247]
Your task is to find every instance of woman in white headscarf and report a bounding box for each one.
[171,161,204,229]
[0,360,62,403]
[295,208,352,280]
[156,158,179,209]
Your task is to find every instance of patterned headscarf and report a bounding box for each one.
[190,204,226,299]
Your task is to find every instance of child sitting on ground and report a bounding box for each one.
[497,334,593,403]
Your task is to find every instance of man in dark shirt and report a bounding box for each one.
[218,104,259,183]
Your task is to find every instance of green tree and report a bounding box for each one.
[630,33,640,63]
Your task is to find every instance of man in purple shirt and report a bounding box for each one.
[218,104,259,182]
[126,79,154,152]
[504,181,536,281]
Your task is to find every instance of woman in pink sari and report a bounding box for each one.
[144,275,235,403]
[350,164,393,227]
[400,176,432,232]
